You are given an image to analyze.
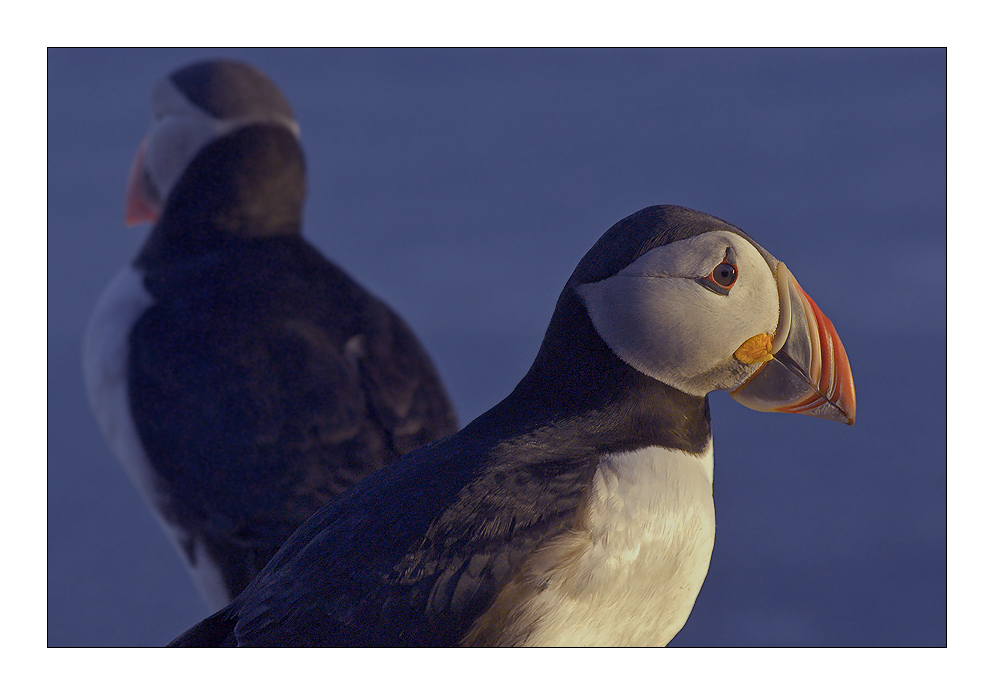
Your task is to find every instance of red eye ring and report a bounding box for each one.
[708,261,738,289]
[696,256,739,296]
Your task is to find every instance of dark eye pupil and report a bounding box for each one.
[713,262,736,287]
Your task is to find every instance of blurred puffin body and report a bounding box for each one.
[82,60,458,610]
[169,204,855,647]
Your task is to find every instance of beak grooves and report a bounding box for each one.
[776,282,855,423]
[730,263,856,426]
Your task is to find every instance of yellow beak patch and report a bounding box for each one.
[734,333,775,364]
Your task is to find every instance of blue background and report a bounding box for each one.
[48,48,945,647]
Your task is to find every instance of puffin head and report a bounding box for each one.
[573,205,855,425]
[124,59,300,226]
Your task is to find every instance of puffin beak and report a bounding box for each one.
[730,263,856,425]
[124,137,162,226]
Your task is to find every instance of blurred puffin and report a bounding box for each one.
[82,60,458,611]
[169,204,855,647]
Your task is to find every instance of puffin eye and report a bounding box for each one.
[696,259,738,296]
[712,262,737,288]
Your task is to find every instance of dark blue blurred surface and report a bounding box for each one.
[48,48,945,647]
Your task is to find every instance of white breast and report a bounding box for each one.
[82,264,158,499]
[82,264,230,610]
[520,442,716,646]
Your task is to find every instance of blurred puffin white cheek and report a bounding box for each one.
[144,116,220,198]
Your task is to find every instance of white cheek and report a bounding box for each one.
[577,243,780,396]
[142,75,301,204]
[579,276,723,394]
[144,114,223,199]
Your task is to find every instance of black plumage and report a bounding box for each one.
[170,206,724,647]
[86,61,457,608]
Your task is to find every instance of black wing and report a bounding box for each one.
[130,237,457,602]
[180,430,599,647]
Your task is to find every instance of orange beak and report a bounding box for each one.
[124,137,162,226]
[731,263,856,426]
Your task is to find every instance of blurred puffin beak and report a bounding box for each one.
[124,137,162,226]
[731,263,856,425]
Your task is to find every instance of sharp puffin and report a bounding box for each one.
[82,60,458,611]
[169,204,856,647]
